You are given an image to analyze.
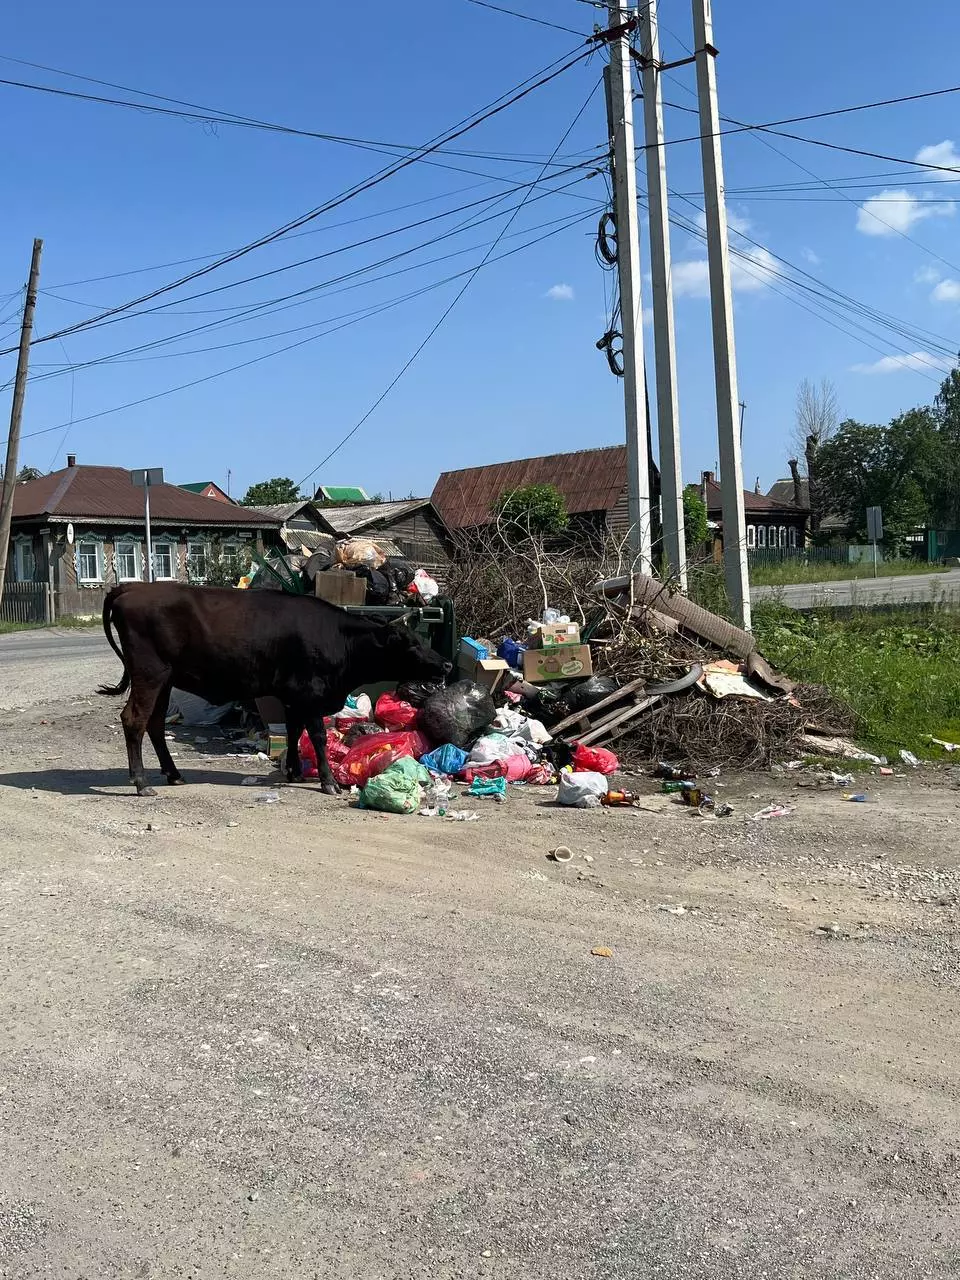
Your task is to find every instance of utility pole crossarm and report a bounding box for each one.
[0,238,43,601]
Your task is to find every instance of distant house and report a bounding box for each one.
[315,485,370,504]
[179,480,235,504]
[314,498,453,568]
[432,445,659,545]
[243,501,336,560]
[701,470,809,551]
[766,474,845,538]
[7,457,283,619]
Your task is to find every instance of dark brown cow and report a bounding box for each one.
[97,582,450,797]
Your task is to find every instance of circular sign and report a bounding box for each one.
[66,522,74,545]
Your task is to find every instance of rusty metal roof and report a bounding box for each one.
[318,498,433,534]
[431,446,629,530]
[703,479,808,516]
[12,465,274,526]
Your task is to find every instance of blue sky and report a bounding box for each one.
[1,0,959,500]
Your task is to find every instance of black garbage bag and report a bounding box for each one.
[420,680,496,748]
[383,557,416,595]
[352,565,392,605]
[300,552,335,592]
[562,675,620,714]
[396,678,445,707]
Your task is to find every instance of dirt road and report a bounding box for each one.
[3,659,960,1277]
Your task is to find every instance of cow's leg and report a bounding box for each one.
[285,710,305,783]
[120,681,164,797]
[304,712,340,795]
[146,684,185,786]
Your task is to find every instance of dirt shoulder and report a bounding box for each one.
[2,694,960,1278]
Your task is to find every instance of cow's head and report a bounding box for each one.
[376,618,452,683]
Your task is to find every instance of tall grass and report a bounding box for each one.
[749,559,946,587]
[753,603,960,758]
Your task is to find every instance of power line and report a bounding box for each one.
[0,43,595,357]
[464,0,587,35]
[295,80,602,489]
[1,206,598,451]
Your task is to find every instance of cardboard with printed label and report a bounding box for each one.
[522,644,593,683]
[531,621,581,649]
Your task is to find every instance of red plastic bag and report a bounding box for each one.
[333,730,429,788]
[298,728,348,780]
[572,743,619,775]
[374,691,420,731]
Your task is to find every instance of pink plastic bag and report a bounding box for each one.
[374,691,420,731]
[333,730,430,788]
[298,728,347,780]
[572,743,619,775]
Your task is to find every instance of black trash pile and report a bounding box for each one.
[301,539,439,606]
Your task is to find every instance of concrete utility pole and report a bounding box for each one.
[605,2,652,572]
[0,238,43,601]
[639,0,687,589]
[692,0,751,628]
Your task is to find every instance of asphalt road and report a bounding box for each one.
[0,627,114,712]
[752,567,960,609]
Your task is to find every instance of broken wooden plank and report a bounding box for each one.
[579,695,663,746]
[547,675,648,738]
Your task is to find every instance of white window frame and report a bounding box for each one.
[76,538,104,584]
[778,525,787,548]
[788,526,798,549]
[13,536,35,583]
[757,525,767,548]
[152,540,176,581]
[186,538,209,582]
[114,538,142,583]
[746,524,756,549]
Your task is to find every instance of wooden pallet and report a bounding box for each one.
[549,676,664,747]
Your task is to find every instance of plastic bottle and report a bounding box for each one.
[841,792,873,803]
[601,790,637,807]
[661,780,695,794]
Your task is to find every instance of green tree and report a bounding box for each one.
[682,485,708,551]
[817,410,940,550]
[241,477,302,506]
[494,483,568,536]
[931,366,960,527]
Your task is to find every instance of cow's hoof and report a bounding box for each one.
[167,775,186,786]
[286,772,305,784]
[137,786,157,798]
[321,781,341,796]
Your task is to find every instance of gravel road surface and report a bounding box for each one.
[3,639,960,1277]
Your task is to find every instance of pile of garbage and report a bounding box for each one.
[301,539,439,606]
[295,677,622,817]
[448,571,856,771]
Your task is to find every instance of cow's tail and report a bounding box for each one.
[97,588,131,697]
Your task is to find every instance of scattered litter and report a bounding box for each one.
[551,845,573,863]
[241,776,262,786]
[467,775,507,801]
[751,803,795,821]
[446,811,479,822]
[699,659,774,702]
[657,903,687,915]
[419,777,452,817]
[591,946,613,958]
[841,792,873,803]
[557,771,608,809]
[879,767,894,776]
[900,749,920,768]
[799,734,886,765]
[255,791,281,804]
[815,922,844,939]
[582,854,595,863]
[927,735,960,753]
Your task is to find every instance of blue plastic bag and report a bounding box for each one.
[497,638,526,669]
[467,775,507,798]
[420,743,469,776]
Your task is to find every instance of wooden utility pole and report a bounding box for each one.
[0,238,43,601]
[605,2,653,572]
[692,0,750,628]
[639,0,687,589]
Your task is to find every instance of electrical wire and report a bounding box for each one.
[0,43,596,357]
[0,206,599,451]
[464,0,586,36]
[295,79,602,489]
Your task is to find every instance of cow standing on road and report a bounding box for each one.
[97,583,450,797]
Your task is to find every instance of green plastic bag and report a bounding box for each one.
[360,757,430,814]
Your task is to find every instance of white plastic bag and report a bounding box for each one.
[411,569,439,602]
[468,733,525,765]
[557,771,608,809]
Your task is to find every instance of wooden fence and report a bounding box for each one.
[0,581,51,625]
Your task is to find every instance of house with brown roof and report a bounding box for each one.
[7,456,282,619]
[314,497,453,567]
[431,445,658,546]
[700,470,809,552]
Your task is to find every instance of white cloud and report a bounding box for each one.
[671,259,711,298]
[932,279,960,303]
[801,247,821,266]
[916,140,960,173]
[671,237,778,299]
[915,265,941,284]
[856,189,955,236]
[545,282,574,301]
[850,351,953,375]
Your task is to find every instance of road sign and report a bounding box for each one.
[129,468,164,488]
[129,468,163,581]
[866,506,883,542]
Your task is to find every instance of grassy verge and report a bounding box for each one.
[0,614,100,636]
[749,559,946,587]
[753,602,960,759]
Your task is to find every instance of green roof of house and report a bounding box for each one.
[180,481,215,493]
[316,485,369,502]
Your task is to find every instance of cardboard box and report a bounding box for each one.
[314,570,367,606]
[459,636,489,664]
[531,621,581,649]
[457,655,510,695]
[522,644,592,684]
